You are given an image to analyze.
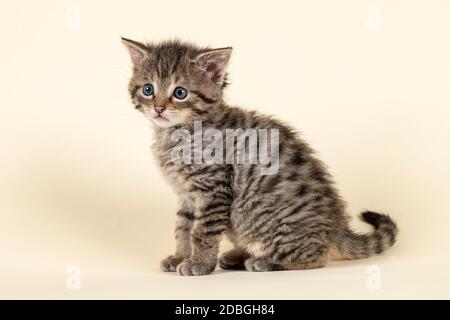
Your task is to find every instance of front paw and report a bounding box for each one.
[160,255,185,272]
[177,259,216,276]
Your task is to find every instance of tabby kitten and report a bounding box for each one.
[122,38,398,276]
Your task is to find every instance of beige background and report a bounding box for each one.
[1,0,449,299]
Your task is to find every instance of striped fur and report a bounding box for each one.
[123,39,399,275]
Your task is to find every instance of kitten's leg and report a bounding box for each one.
[219,247,250,270]
[177,196,231,276]
[245,243,329,272]
[278,236,329,271]
[160,206,194,272]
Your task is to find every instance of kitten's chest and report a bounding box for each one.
[153,143,187,193]
[151,125,228,196]
[152,136,204,195]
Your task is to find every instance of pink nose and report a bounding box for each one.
[154,106,165,114]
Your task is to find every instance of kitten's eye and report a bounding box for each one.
[173,87,188,100]
[142,84,154,96]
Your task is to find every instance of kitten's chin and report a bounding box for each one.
[150,116,177,128]
[142,109,178,128]
[142,108,191,128]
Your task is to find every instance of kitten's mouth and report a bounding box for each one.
[142,108,178,127]
[152,114,170,123]
[143,108,169,122]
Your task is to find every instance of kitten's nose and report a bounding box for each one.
[154,105,166,114]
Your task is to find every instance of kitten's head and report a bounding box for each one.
[122,38,232,128]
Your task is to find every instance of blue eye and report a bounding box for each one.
[173,87,188,100]
[142,84,154,96]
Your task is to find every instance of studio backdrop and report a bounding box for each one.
[0,0,449,299]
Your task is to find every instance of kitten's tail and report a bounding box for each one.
[336,211,399,259]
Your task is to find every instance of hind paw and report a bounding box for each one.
[219,248,249,270]
[244,257,283,272]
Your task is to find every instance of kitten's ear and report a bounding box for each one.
[194,47,232,83]
[121,37,148,67]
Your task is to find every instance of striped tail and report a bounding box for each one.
[337,211,399,259]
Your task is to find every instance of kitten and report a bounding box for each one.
[122,38,398,276]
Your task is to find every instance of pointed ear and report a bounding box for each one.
[194,47,232,83]
[121,37,148,67]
